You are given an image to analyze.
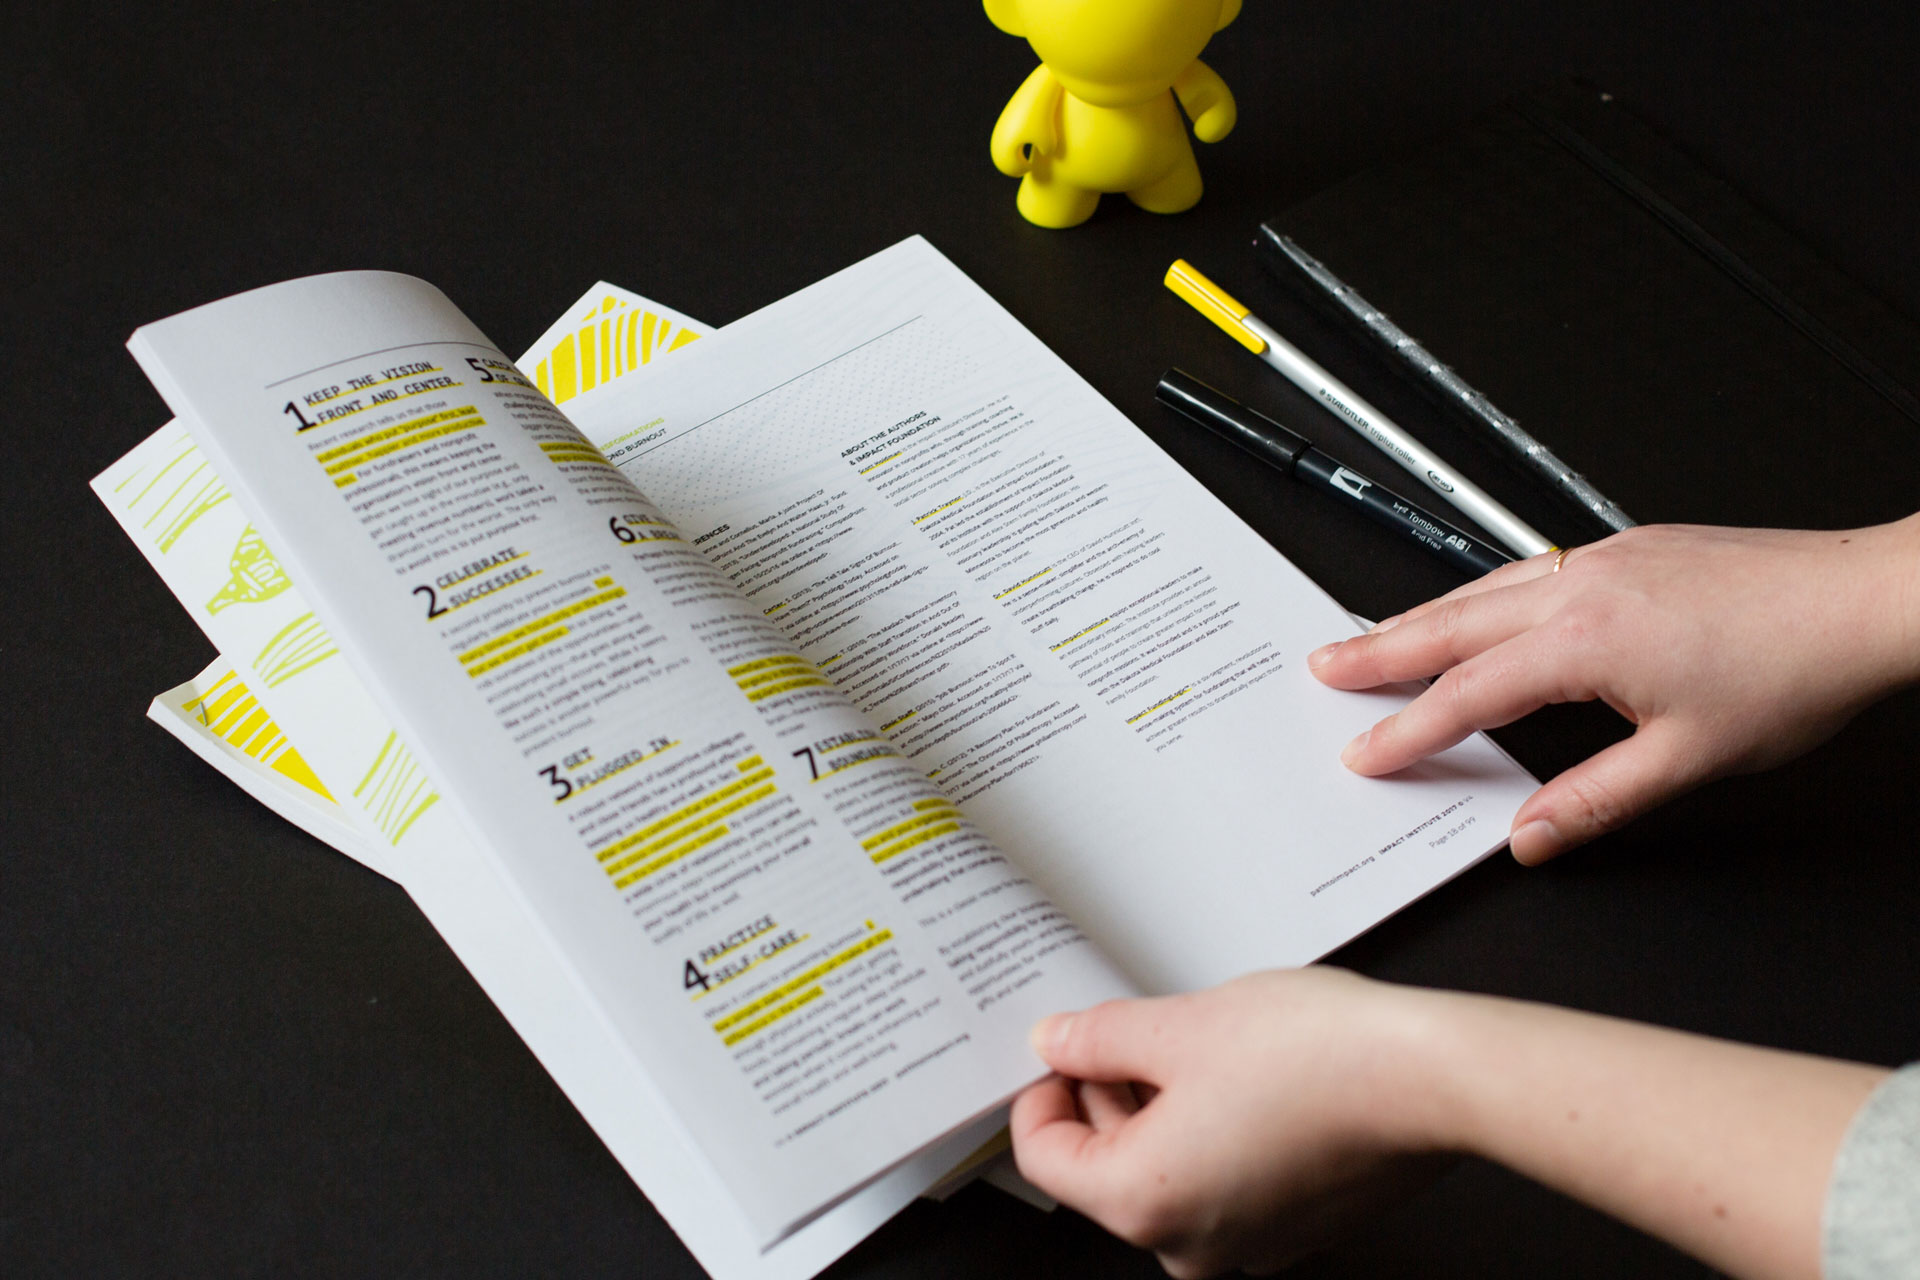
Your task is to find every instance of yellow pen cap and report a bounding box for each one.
[1164,260,1267,354]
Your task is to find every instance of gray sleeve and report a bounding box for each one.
[1823,1062,1920,1280]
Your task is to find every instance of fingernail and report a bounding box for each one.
[1307,642,1340,670]
[1340,729,1370,767]
[1511,820,1560,864]
[1370,613,1403,634]
[1031,1013,1072,1055]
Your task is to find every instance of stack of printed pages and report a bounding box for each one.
[94,237,1536,1280]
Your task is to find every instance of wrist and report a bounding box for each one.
[1348,982,1493,1157]
[1366,985,1572,1163]
[1832,515,1920,701]
[1884,513,1920,690]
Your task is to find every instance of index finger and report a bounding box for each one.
[1369,545,1571,635]
[1309,573,1550,690]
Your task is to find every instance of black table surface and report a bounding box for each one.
[9,3,1918,1276]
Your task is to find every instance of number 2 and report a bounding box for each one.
[412,584,447,619]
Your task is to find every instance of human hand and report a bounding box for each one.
[1010,969,1451,1278]
[1308,519,1920,863]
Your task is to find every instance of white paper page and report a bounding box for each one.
[147,660,378,867]
[125,272,1133,1244]
[563,236,1540,994]
[95,290,1017,1278]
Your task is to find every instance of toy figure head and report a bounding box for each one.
[983,0,1242,106]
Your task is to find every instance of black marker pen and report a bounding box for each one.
[1156,369,1513,578]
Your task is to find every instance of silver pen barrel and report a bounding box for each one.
[1259,229,1636,533]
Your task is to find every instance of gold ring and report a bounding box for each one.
[1551,547,1570,573]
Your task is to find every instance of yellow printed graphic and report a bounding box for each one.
[607,824,729,889]
[253,612,339,687]
[1125,686,1192,725]
[463,628,568,677]
[352,731,440,847]
[317,407,482,481]
[180,669,332,800]
[456,586,626,677]
[562,738,679,801]
[912,496,963,525]
[719,987,824,1048]
[538,439,612,467]
[1048,617,1110,652]
[533,295,703,407]
[592,758,779,890]
[994,567,1053,600]
[863,803,965,865]
[113,430,231,553]
[870,822,961,864]
[725,654,830,703]
[713,928,895,1047]
[857,451,901,475]
[205,526,292,615]
[691,930,813,1001]
[813,745,901,782]
[306,365,443,405]
[442,551,530,588]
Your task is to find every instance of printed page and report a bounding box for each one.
[94,424,1022,1280]
[563,236,1541,994]
[99,288,1018,1278]
[518,280,706,410]
[131,284,712,879]
[125,272,1134,1244]
[147,660,379,870]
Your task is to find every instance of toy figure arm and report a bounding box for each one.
[1173,58,1237,144]
[991,65,1061,176]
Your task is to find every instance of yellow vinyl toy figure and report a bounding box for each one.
[986,0,1241,228]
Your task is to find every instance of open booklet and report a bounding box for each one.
[96,237,1536,1280]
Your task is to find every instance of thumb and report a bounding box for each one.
[1031,996,1184,1086]
[1510,723,1705,864]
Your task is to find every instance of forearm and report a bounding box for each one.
[1401,990,1889,1280]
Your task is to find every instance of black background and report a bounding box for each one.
[7,2,1918,1276]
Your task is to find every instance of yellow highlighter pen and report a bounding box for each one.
[1165,259,1554,559]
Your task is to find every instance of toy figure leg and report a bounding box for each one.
[1126,147,1203,214]
[1017,171,1101,229]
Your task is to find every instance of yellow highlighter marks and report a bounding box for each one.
[1164,259,1267,355]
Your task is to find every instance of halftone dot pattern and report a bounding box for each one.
[623,320,982,515]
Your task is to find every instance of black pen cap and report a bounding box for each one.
[1155,369,1312,474]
